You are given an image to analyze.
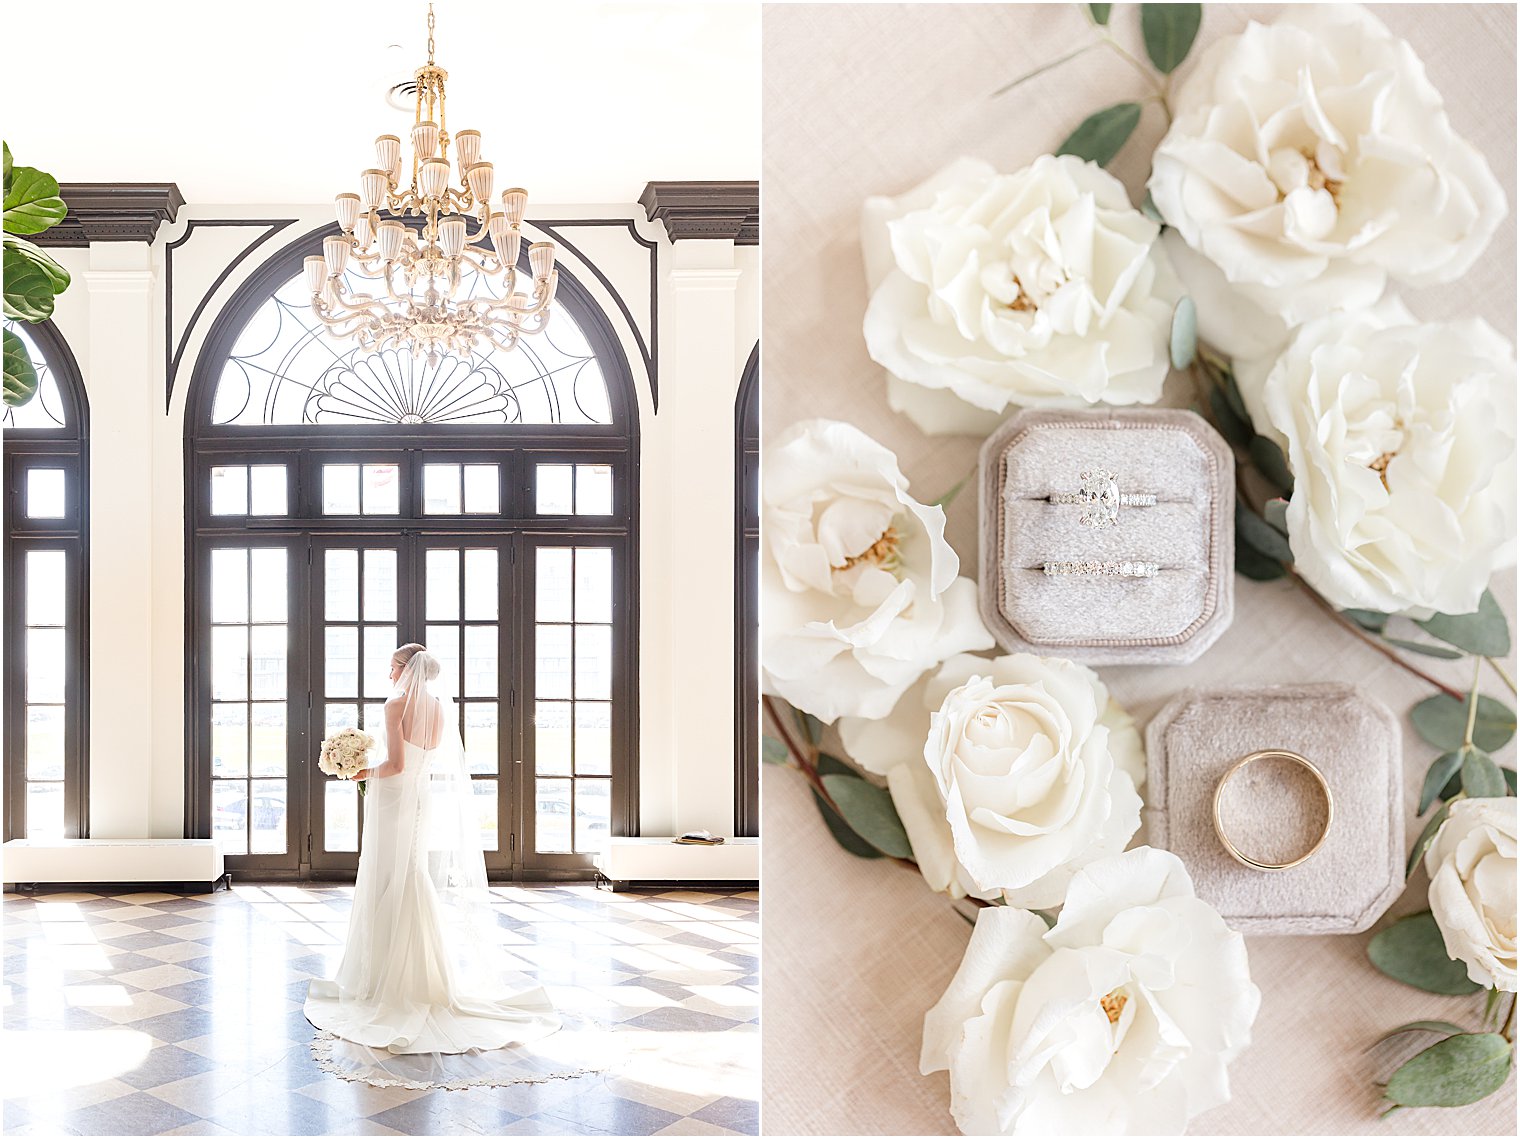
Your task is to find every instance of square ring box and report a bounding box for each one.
[977,408,1234,664]
[1145,684,1405,935]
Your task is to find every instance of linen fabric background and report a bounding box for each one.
[759,3,1517,1134]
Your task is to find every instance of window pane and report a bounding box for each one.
[364,626,398,698]
[249,465,287,515]
[210,549,248,624]
[26,706,65,781]
[536,778,572,853]
[423,464,461,514]
[426,549,460,621]
[323,465,359,514]
[575,625,612,700]
[535,701,572,776]
[325,703,359,733]
[536,464,573,514]
[212,780,248,856]
[535,625,572,700]
[365,549,397,622]
[325,550,359,622]
[363,464,400,514]
[426,625,459,690]
[465,702,498,774]
[211,626,248,700]
[536,549,572,622]
[209,466,247,515]
[575,778,611,853]
[464,549,498,621]
[26,550,67,626]
[250,704,286,777]
[575,702,612,776]
[325,780,358,852]
[26,628,66,704]
[363,701,385,731]
[325,627,358,697]
[211,703,248,779]
[26,783,65,841]
[464,625,497,697]
[248,778,287,853]
[249,549,288,623]
[474,779,499,851]
[249,625,287,699]
[464,465,499,514]
[575,548,612,624]
[576,465,613,515]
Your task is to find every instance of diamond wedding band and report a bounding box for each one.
[1050,468,1157,529]
[1213,749,1334,872]
[1043,560,1160,578]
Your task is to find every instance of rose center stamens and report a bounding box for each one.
[835,526,902,573]
[1301,148,1343,207]
[1100,991,1127,1024]
[1009,275,1038,313]
[1369,450,1396,490]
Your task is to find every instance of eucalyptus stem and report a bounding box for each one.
[1485,657,1517,696]
[1501,992,1516,1045]
[1099,34,1173,122]
[1463,657,1482,750]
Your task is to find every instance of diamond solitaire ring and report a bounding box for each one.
[1049,468,1157,529]
[1043,560,1160,578]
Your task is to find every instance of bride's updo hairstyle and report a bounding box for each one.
[393,642,442,681]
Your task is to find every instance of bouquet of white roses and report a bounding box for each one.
[319,726,375,795]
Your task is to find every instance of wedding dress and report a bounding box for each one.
[303,650,573,1090]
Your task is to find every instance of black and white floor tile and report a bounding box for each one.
[1,883,758,1136]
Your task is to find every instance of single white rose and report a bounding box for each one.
[923,847,1260,1136]
[1150,4,1506,361]
[862,155,1182,436]
[1260,308,1516,616]
[839,653,1144,908]
[1424,798,1517,993]
[761,419,993,723]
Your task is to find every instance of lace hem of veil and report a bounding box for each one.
[309,1013,617,1092]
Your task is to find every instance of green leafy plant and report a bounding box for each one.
[3,141,71,407]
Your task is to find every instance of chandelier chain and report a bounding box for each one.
[427,2,436,64]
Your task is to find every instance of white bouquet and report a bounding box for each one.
[319,726,375,794]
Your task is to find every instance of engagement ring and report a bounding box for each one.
[1213,749,1334,871]
[1049,468,1157,529]
[1042,560,1160,578]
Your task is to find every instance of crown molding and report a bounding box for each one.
[31,183,186,247]
[639,181,758,245]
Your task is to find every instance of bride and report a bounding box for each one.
[304,642,560,1083]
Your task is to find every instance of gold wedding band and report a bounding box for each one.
[1212,749,1333,871]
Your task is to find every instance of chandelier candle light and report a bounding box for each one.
[307,4,557,360]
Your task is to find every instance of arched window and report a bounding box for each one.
[3,320,90,841]
[734,345,759,837]
[185,224,639,880]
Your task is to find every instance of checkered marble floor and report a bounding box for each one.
[1,883,758,1136]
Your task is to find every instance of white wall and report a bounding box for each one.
[43,202,756,847]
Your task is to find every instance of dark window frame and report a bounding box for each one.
[183,222,641,880]
[3,319,91,842]
[734,345,759,837]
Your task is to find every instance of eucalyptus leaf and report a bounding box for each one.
[811,754,881,859]
[1382,637,1464,660]
[820,773,913,859]
[1462,748,1506,799]
[3,326,38,408]
[1235,541,1286,582]
[1384,1033,1513,1107]
[1408,803,1451,878]
[1169,296,1197,370]
[1140,189,1163,224]
[1248,434,1294,495]
[1140,3,1203,74]
[1506,767,1516,795]
[1419,751,1465,816]
[1089,3,1112,25]
[1343,609,1389,633]
[1056,102,1142,167]
[1207,387,1253,448]
[1368,910,1482,994]
[1410,693,1516,753]
[1415,589,1511,657]
[1219,369,1252,429]
[1235,501,1292,564]
[2,165,66,236]
[1369,1020,1467,1049]
[1262,498,1289,536]
[762,736,788,765]
[796,709,824,745]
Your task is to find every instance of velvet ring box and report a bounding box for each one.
[976,407,1234,664]
[1144,684,1405,936]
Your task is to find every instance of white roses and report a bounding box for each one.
[924,848,1261,1136]
[1258,307,1516,616]
[761,419,993,722]
[1425,798,1517,993]
[1150,5,1507,362]
[863,155,1181,435]
[840,653,1144,908]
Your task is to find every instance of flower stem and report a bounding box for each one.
[990,41,1101,98]
[1485,656,1517,696]
[1099,34,1172,122]
[1463,657,1482,750]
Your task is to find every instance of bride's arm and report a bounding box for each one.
[364,700,408,779]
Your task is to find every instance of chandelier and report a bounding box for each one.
[306,4,557,359]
